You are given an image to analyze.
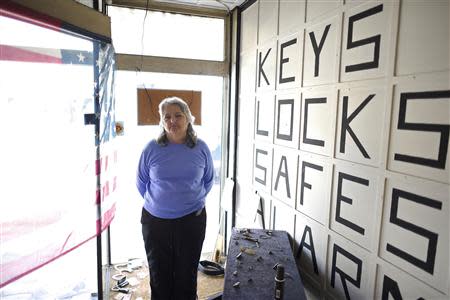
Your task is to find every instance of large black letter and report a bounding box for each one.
[331,244,362,300]
[309,24,331,77]
[300,161,323,205]
[254,196,266,229]
[394,90,450,169]
[256,101,269,136]
[345,4,383,72]
[303,97,326,147]
[258,48,271,87]
[340,94,374,158]
[382,274,425,300]
[254,149,268,185]
[386,188,442,274]
[381,275,402,300]
[279,38,297,84]
[336,172,369,235]
[296,225,319,274]
[274,156,291,198]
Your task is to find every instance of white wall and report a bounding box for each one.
[235,0,449,298]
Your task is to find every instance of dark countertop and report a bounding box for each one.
[222,228,307,300]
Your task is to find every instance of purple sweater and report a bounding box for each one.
[136,138,214,219]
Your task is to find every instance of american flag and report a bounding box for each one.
[0,44,93,65]
[1,0,117,289]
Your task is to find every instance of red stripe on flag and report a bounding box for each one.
[95,189,101,205]
[104,155,109,172]
[0,233,97,289]
[102,181,110,200]
[100,203,116,233]
[95,159,101,175]
[96,219,102,235]
[0,44,61,63]
[112,176,117,192]
[96,204,117,234]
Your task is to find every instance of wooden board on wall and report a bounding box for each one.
[137,88,202,125]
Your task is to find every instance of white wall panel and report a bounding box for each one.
[388,78,450,184]
[276,32,303,90]
[274,90,301,148]
[253,143,273,194]
[396,0,449,75]
[279,0,305,36]
[254,94,275,143]
[236,139,254,184]
[239,51,257,96]
[258,0,279,44]
[236,96,255,186]
[271,198,295,237]
[303,15,340,87]
[300,88,337,157]
[335,85,387,167]
[326,234,376,299]
[379,175,449,292]
[306,0,341,22]
[238,190,272,230]
[235,183,255,218]
[240,2,258,53]
[256,39,278,92]
[271,146,298,207]
[238,96,255,139]
[340,1,393,82]
[294,212,328,287]
[375,261,448,299]
[330,161,380,251]
[296,152,332,225]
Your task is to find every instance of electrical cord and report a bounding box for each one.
[198,260,225,276]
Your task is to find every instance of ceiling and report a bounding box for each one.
[153,0,247,11]
[107,0,248,13]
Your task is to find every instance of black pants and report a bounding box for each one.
[141,207,206,300]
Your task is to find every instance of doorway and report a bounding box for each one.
[110,71,224,263]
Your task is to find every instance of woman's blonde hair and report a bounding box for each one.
[156,96,197,148]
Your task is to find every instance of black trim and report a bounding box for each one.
[240,0,258,11]
[226,12,233,179]
[93,42,104,300]
[63,22,112,44]
[231,9,242,229]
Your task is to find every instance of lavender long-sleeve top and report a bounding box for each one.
[136,139,214,219]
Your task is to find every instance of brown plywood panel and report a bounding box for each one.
[137,88,202,125]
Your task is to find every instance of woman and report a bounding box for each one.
[136,96,214,300]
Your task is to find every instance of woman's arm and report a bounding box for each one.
[203,143,215,195]
[136,145,151,198]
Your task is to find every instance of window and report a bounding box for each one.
[108,6,225,61]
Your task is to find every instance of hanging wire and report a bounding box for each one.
[139,0,150,72]
[137,0,161,124]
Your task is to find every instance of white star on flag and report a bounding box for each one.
[77,52,85,62]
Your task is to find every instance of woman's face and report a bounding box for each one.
[162,104,189,140]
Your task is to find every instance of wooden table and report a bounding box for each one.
[222,228,307,300]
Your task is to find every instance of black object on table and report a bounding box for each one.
[222,228,307,300]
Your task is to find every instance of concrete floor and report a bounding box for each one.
[108,257,224,300]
